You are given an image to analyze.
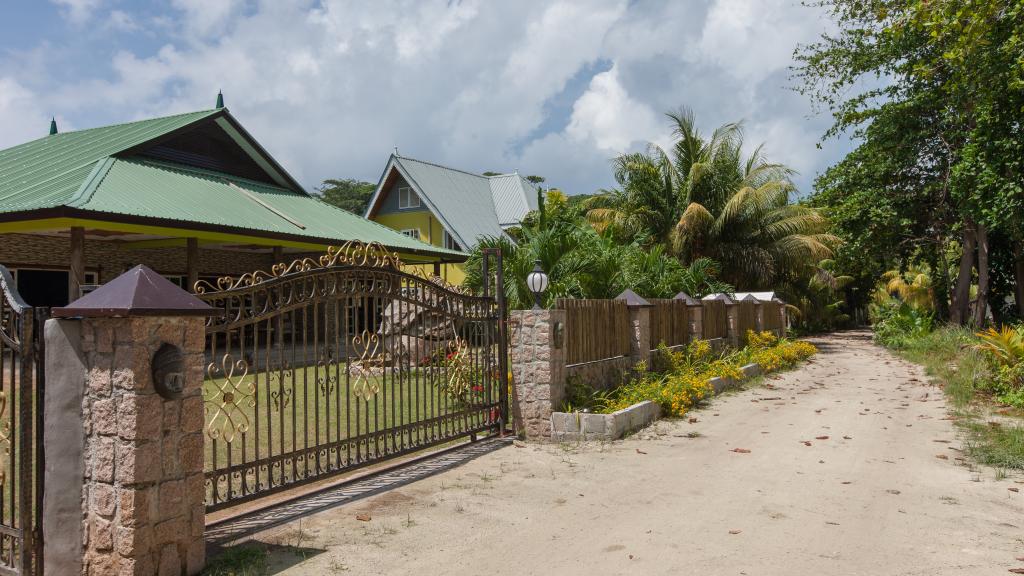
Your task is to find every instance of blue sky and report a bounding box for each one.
[0,0,853,196]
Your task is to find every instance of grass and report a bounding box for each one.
[202,545,268,576]
[885,326,1024,470]
[202,361,500,502]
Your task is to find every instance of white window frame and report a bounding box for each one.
[400,228,420,240]
[442,230,460,251]
[398,186,421,209]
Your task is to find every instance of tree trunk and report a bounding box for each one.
[951,219,976,325]
[973,223,989,327]
[1014,240,1024,320]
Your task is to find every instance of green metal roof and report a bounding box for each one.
[0,110,220,210]
[0,110,462,259]
[366,155,536,249]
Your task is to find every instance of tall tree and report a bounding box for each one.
[587,108,835,289]
[797,0,1024,324]
[316,178,376,214]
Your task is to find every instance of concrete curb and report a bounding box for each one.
[550,362,763,442]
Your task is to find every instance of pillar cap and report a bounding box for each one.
[739,294,759,302]
[702,292,735,305]
[614,289,652,308]
[53,265,216,318]
[673,291,698,305]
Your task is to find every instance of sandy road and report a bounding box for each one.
[253,331,1024,575]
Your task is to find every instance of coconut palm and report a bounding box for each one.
[587,107,837,288]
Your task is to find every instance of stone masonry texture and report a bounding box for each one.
[510,310,565,440]
[80,316,206,576]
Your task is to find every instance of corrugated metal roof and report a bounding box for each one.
[375,156,536,249]
[393,156,506,248]
[83,158,460,254]
[0,109,220,209]
[0,110,460,258]
[488,173,537,228]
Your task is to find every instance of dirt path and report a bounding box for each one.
[248,331,1024,575]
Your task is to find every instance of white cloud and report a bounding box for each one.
[566,65,660,152]
[0,78,54,149]
[6,0,844,195]
[50,0,102,24]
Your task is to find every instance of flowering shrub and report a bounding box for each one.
[594,334,817,418]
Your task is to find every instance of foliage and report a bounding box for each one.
[974,325,1024,407]
[316,178,376,214]
[463,216,731,310]
[797,0,1024,323]
[586,108,837,290]
[589,336,816,418]
[438,341,486,405]
[874,265,935,311]
[788,259,854,332]
[870,301,935,349]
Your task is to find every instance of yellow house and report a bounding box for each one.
[364,154,538,284]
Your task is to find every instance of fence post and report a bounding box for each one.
[615,290,653,366]
[509,308,566,440]
[44,265,213,576]
[674,292,700,343]
[774,297,788,337]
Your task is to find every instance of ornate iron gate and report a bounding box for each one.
[0,267,45,576]
[197,243,508,511]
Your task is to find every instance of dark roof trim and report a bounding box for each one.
[0,207,467,261]
[114,108,308,196]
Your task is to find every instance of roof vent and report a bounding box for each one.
[216,90,225,109]
[49,117,58,135]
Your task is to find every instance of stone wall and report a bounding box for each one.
[0,233,274,283]
[565,356,633,392]
[77,316,206,575]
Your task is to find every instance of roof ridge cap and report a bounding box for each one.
[53,109,219,136]
[397,156,487,179]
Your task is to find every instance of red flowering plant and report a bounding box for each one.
[439,338,488,406]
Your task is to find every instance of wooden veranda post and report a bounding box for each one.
[69,226,84,301]
[186,238,199,292]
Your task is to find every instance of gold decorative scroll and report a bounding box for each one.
[204,354,256,443]
[350,330,381,401]
[194,241,404,294]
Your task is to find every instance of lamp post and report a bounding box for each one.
[526,259,549,310]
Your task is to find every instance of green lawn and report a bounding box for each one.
[202,361,500,503]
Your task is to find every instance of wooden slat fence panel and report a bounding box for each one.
[648,299,691,349]
[736,300,757,343]
[702,299,727,339]
[556,298,631,364]
[761,301,783,332]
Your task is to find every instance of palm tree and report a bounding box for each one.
[587,107,837,289]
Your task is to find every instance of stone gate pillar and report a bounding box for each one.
[615,289,652,366]
[44,265,213,576]
[509,309,566,440]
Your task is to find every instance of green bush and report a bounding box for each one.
[870,301,934,349]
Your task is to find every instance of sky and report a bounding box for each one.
[0,0,853,197]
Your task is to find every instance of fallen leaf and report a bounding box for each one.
[636,449,647,455]
[815,436,829,440]
[841,481,852,485]
[688,417,698,423]
[729,530,742,535]
[843,436,852,440]
[629,555,634,560]
[1008,569,1024,574]
[935,454,949,460]
[886,489,901,495]
[1010,487,1020,493]
[731,448,751,454]
[825,521,840,526]
[802,441,812,446]
[356,514,371,522]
